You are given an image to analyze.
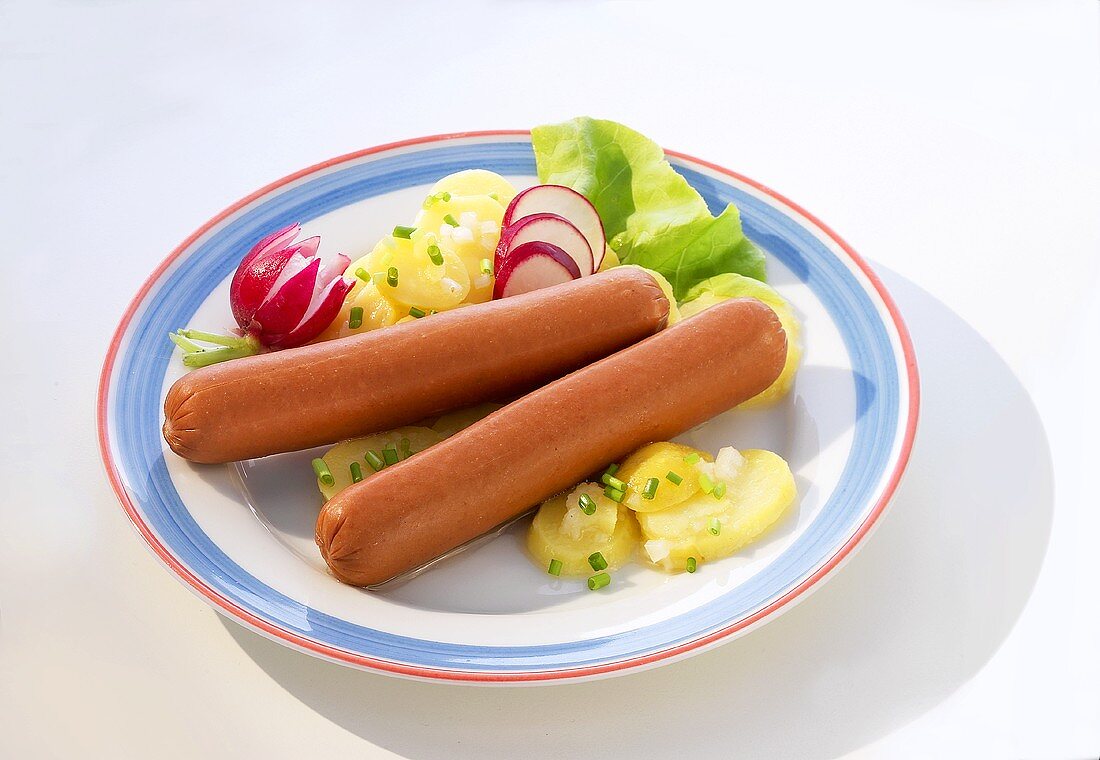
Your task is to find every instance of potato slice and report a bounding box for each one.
[679,274,801,407]
[427,169,517,205]
[316,426,444,501]
[527,483,640,576]
[415,194,505,304]
[430,402,504,438]
[616,442,713,513]
[368,232,471,312]
[314,280,400,342]
[637,449,796,572]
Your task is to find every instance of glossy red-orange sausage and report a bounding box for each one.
[316,297,787,586]
[162,267,669,463]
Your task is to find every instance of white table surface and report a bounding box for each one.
[3,1,1098,757]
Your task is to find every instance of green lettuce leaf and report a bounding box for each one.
[532,117,766,299]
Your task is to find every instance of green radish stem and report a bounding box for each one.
[170,329,262,368]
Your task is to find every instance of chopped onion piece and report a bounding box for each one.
[645,539,671,563]
[713,446,745,485]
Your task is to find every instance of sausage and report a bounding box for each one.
[162,267,669,463]
[316,296,787,587]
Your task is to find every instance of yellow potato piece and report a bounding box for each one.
[679,274,801,407]
[314,280,400,342]
[617,442,712,513]
[415,194,504,304]
[430,402,504,438]
[527,484,640,577]
[315,238,405,341]
[317,426,445,501]
[637,449,796,572]
[369,232,471,311]
[427,169,517,205]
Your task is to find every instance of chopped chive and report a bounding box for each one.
[386,267,399,287]
[708,517,721,535]
[587,572,611,591]
[698,472,716,494]
[348,306,364,329]
[604,486,625,503]
[354,267,370,281]
[588,552,608,572]
[666,471,683,486]
[311,458,334,487]
[547,558,563,576]
[364,450,385,472]
[350,461,364,483]
[426,243,444,266]
[684,452,702,465]
[443,213,459,227]
[713,482,727,499]
[422,191,450,209]
[479,258,493,275]
[686,557,697,573]
[603,475,626,492]
[393,225,416,239]
[488,192,499,201]
[382,444,399,466]
[424,190,451,208]
[409,306,426,318]
[642,477,659,500]
[399,437,412,459]
[604,463,620,477]
[578,493,597,515]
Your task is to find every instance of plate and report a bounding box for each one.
[97,132,919,683]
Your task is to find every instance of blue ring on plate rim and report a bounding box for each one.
[103,136,906,676]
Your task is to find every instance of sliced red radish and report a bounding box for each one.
[251,255,321,335]
[265,275,354,348]
[503,185,605,270]
[495,213,594,277]
[493,241,581,299]
[230,245,297,327]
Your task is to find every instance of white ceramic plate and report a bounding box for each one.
[98,132,919,683]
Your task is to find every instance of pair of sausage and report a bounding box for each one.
[163,267,787,587]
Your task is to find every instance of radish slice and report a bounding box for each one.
[237,223,300,273]
[230,246,297,328]
[316,253,352,288]
[495,213,594,277]
[251,256,321,335]
[230,223,303,327]
[493,241,581,299]
[294,235,321,260]
[266,276,354,348]
[503,185,606,271]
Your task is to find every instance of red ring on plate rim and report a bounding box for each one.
[96,130,920,683]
